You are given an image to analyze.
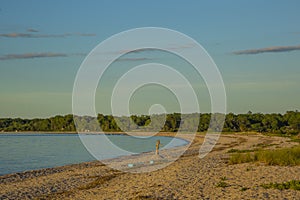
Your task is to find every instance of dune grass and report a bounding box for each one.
[261,180,300,191]
[290,136,300,144]
[229,146,300,166]
[227,148,257,153]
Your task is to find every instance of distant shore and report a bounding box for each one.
[0,131,199,138]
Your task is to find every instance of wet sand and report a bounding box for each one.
[0,133,300,199]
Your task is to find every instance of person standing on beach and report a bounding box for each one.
[156,140,160,155]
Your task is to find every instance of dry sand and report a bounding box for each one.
[0,133,300,200]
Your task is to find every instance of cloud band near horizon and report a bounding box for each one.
[233,44,300,55]
[0,32,96,38]
[0,53,68,60]
[0,52,152,61]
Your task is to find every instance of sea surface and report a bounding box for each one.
[0,133,188,175]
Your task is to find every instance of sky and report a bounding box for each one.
[0,0,300,118]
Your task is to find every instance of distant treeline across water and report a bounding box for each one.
[0,111,299,135]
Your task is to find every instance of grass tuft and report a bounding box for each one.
[216,181,229,188]
[240,187,249,191]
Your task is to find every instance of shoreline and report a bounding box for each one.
[0,131,290,176]
[0,131,192,176]
[1,133,300,199]
[0,132,197,177]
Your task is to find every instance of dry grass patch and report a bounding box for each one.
[229,146,300,166]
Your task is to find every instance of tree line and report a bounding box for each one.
[0,111,299,135]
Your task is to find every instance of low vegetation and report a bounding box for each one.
[229,152,254,164]
[290,136,300,143]
[227,148,257,153]
[216,177,229,188]
[261,180,300,191]
[216,181,229,188]
[229,146,300,166]
[240,187,250,191]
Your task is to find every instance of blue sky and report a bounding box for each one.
[0,0,300,118]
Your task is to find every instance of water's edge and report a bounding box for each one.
[0,133,190,176]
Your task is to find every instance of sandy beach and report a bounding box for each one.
[1,133,300,200]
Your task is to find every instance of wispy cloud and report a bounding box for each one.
[27,28,39,33]
[0,53,68,60]
[115,43,196,54]
[0,32,96,38]
[75,33,96,37]
[93,44,195,62]
[233,44,300,55]
[167,43,196,51]
[71,53,87,56]
[115,57,151,62]
[0,43,192,61]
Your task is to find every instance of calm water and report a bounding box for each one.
[0,133,187,175]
